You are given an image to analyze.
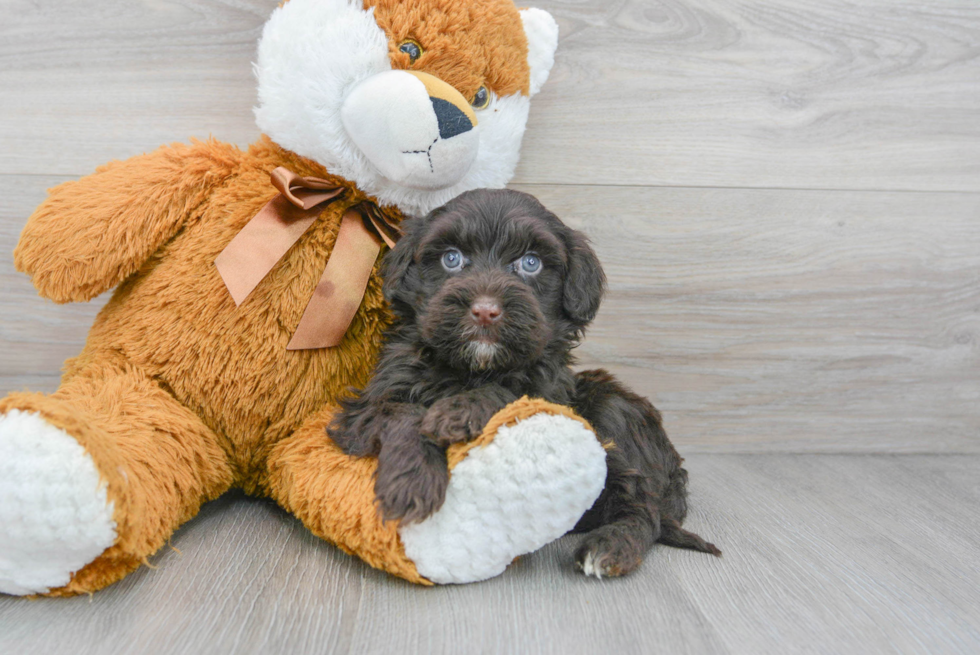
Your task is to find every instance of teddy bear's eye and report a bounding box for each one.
[398,40,423,63]
[471,86,490,109]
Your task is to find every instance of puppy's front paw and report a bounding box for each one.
[421,394,500,448]
[575,525,646,579]
[374,447,450,524]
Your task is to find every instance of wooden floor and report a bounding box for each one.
[1,454,978,654]
[1,1,978,653]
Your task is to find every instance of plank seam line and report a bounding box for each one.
[684,452,980,457]
[4,174,979,196]
[0,173,980,195]
[512,181,980,196]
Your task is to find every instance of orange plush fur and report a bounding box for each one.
[370,0,531,99]
[4,0,570,596]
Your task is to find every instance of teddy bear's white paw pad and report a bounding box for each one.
[400,412,606,584]
[0,410,116,595]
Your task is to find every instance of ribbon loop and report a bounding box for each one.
[215,167,401,350]
[271,167,346,210]
[355,200,402,249]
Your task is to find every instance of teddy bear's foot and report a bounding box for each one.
[399,404,607,584]
[268,398,607,585]
[0,361,235,596]
[0,410,117,595]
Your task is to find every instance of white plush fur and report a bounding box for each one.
[0,410,117,596]
[520,8,560,96]
[399,413,607,584]
[254,0,390,191]
[254,0,558,217]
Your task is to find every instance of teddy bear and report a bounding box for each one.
[0,0,609,596]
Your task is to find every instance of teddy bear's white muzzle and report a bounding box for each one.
[341,70,480,191]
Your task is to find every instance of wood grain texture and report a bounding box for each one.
[518,0,980,191]
[1,1,978,191]
[0,0,269,177]
[0,175,107,384]
[511,184,980,453]
[0,455,977,655]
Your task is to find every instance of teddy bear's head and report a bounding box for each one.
[254,0,558,216]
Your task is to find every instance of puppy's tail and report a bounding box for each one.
[658,517,722,557]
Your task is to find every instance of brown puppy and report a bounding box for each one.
[329,189,720,577]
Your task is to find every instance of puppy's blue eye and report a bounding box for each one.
[442,249,464,272]
[518,253,541,275]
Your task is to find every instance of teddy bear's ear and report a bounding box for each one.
[520,8,559,96]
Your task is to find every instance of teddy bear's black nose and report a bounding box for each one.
[430,97,474,140]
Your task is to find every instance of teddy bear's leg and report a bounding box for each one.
[0,359,234,596]
[266,398,607,584]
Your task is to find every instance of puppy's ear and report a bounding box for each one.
[562,228,606,327]
[382,216,425,308]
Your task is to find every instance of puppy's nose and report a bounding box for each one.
[470,297,503,326]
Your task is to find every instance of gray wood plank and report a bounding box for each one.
[511,184,980,454]
[518,0,980,192]
[0,0,269,176]
[3,177,978,453]
[0,454,977,655]
[0,175,107,385]
[1,1,978,191]
[686,455,980,655]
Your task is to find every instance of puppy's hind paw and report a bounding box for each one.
[575,525,645,579]
[577,550,604,579]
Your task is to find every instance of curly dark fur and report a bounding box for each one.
[328,188,719,574]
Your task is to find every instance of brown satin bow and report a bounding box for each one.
[215,167,400,350]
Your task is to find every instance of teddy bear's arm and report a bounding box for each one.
[14,139,243,303]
